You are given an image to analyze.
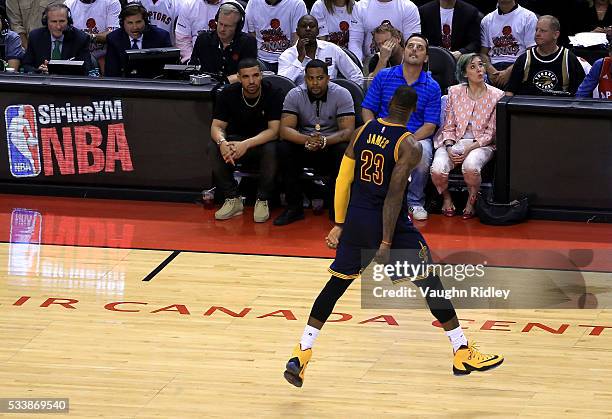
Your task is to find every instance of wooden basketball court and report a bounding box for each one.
[0,195,611,417]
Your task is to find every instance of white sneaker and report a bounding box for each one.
[215,198,244,220]
[253,199,270,223]
[410,205,428,221]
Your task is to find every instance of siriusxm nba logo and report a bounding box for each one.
[5,104,41,178]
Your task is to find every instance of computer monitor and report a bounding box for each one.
[48,59,86,76]
[125,47,181,79]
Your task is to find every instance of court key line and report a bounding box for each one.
[142,250,181,282]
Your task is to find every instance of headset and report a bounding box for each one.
[119,2,151,28]
[214,1,245,34]
[41,3,74,27]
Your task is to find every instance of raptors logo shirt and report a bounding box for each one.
[310,0,356,49]
[507,46,586,96]
[140,0,182,44]
[245,0,307,63]
[480,4,537,65]
[439,6,453,50]
[348,0,420,63]
[175,0,224,46]
[63,0,121,54]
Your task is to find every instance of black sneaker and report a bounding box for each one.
[273,208,305,226]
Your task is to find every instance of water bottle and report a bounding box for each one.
[202,187,215,209]
[451,143,465,156]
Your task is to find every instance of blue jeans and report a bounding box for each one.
[407,138,433,208]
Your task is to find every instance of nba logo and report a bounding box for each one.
[5,104,41,178]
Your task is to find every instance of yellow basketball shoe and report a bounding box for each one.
[453,342,504,375]
[284,344,312,387]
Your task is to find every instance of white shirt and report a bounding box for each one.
[310,0,357,49]
[348,0,420,63]
[439,6,453,50]
[140,0,183,45]
[175,0,224,61]
[64,0,121,55]
[481,5,538,65]
[49,34,64,55]
[129,35,144,49]
[278,39,364,85]
[245,0,307,63]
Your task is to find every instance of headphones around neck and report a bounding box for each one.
[214,1,246,34]
[119,2,151,29]
[41,4,74,27]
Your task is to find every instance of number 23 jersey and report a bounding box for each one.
[349,118,413,213]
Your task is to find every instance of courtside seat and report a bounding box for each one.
[263,73,296,98]
[341,47,363,71]
[427,46,457,95]
[331,78,365,126]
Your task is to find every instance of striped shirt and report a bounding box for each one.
[362,65,441,134]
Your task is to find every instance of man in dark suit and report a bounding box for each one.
[21,3,92,74]
[104,2,172,77]
[419,0,481,59]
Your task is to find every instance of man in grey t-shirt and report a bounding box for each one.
[274,59,356,226]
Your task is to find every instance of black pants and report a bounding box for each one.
[209,138,277,200]
[277,141,347,211]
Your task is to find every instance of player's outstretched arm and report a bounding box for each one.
[380,136,422,246]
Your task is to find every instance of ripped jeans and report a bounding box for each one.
[430,139,494,194]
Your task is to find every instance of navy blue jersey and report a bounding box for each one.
[349,118,413,211]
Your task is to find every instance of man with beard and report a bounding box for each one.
[274,59,355,225]
[210,58,283,223]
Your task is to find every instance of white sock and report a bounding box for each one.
[446,326,468,353]
[300,325,320,350]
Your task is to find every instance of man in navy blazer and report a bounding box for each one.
[105,2,172,78]
[21,4,92,74]
[418,0,481,59]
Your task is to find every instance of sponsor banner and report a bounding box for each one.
[1,94,212,190]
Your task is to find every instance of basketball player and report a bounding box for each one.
[283,85,504,387]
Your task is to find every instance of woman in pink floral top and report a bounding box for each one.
[431,53,505,219]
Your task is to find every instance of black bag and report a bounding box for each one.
[476,190,529,226]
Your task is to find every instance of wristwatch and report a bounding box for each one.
[216,138,227,146]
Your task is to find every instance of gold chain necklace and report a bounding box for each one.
[242,89,262,108]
